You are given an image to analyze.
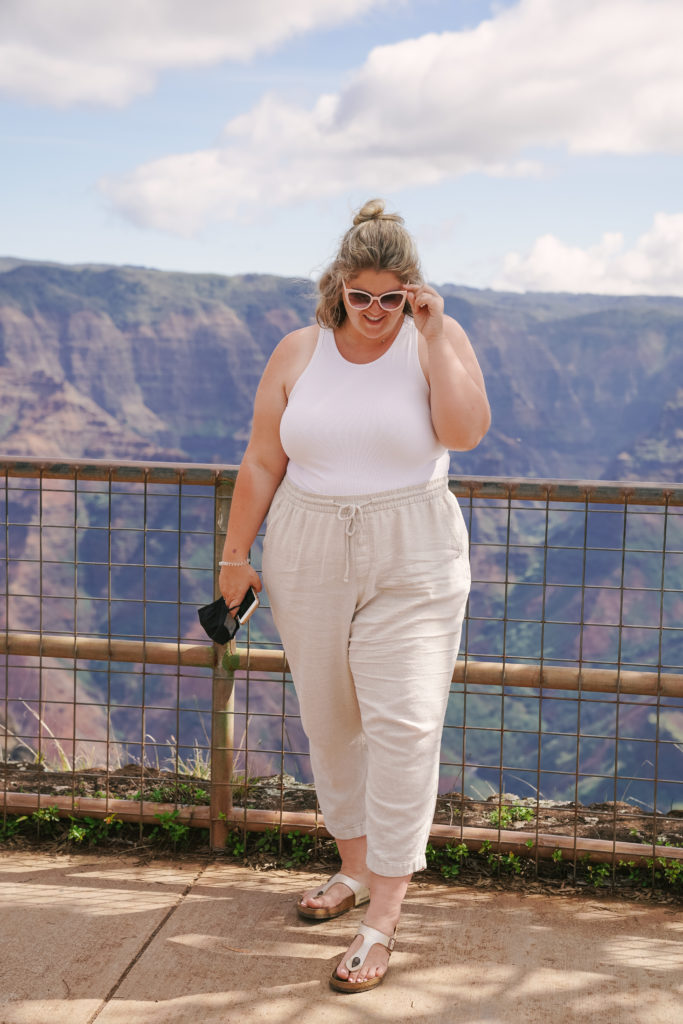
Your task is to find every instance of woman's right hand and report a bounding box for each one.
[219,563,262,615]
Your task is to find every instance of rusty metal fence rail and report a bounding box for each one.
[1,457,682,878]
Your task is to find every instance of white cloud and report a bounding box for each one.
[494,213,683,296]
[101,0,683,232]
[0,0,387,107]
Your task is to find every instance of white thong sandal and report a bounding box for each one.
[329,921,396,993]
[296,872,370,921]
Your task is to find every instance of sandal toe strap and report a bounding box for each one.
[344,922,396,972]
[314,872,370,905]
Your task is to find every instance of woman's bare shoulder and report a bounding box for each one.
[267,323,320,394]
[274,323,319,355]
[442,313,469,341]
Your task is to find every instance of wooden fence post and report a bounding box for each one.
[210,479,235,850]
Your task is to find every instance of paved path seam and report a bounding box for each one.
[84,863,207,1024]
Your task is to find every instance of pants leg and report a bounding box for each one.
[349,488,470,875]
[262,483,368,838]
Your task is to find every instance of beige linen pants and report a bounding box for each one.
[262,475,470,876]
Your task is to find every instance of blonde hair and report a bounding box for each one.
[316,198,423,328]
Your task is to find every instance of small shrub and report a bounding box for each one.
[226,829,246,857]
[252,828,280,856]
[661,858,682,888]
[488,803,535,828]
[285,831,313,866]
[67,820,88,843]
[31,806,60,837]
[150,810,190,846]
[0,815,28,841]
[585,863,611,888]
[442,841,469,878]
[617,859,643,886]
[488,807,512,829]
[80,815,123,845]
[500,852,523,875]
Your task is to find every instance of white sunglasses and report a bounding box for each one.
[342,282,407,312]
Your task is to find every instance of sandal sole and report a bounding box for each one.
[296,894,356,920]
[329,971,385,993]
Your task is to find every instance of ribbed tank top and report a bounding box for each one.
[280,317,449,495]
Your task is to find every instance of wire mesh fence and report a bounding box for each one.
[1,457,681,878]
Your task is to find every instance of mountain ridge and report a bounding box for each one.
[1,257,681,481]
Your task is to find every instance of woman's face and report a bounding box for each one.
[341,268,407,345]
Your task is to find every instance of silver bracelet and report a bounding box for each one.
[219,558,250,567]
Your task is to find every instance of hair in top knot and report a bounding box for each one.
[352,198,404,227]
[316,198,423,329]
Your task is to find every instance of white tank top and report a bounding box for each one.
[280,317,449,495]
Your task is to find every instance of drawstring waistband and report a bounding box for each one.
[279,474,449,583]
[336,502,370,582]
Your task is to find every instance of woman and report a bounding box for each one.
[219,198,490,993]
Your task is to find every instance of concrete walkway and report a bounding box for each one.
[0,852,680,1024]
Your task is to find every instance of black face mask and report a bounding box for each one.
[197,596,239,644]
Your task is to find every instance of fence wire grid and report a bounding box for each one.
[1,458,682,878]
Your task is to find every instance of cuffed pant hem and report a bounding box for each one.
[327,821,367,841]
[366,851,427,877]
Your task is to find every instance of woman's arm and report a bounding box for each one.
[218,346,290,611]
[218,325,317,611]
[409,284,491,451]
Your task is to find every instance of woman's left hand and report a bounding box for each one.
[405,284,445,344]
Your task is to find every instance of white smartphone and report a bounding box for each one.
[235,585,260,626]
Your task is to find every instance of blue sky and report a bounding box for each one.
[2,0,683,294]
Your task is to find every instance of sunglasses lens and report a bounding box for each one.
[346,290,371,309]
[344,286,405,311]
[379,292,405,311]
